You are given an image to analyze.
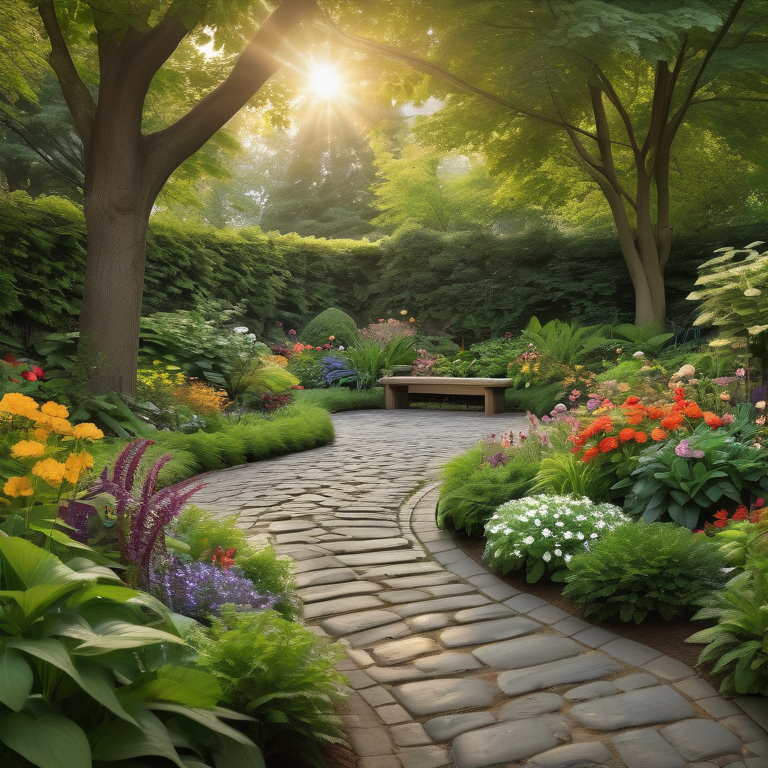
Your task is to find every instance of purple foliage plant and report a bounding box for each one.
[88,439,206,585]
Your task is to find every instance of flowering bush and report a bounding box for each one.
[361,318,416,345]
[483,495,629,583]
[136,362,185,407]
[617,409,768,529]
[151,557,277,618]
[0,393,104,548]
[173,378,230,415]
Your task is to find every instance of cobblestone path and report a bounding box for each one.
[193,410,768,768]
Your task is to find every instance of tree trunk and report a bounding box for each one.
[79,198,151,397]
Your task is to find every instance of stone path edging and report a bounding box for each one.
[191,410,768,768]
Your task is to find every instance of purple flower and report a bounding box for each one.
[586,398,601,412]
[152,558,277,618]
[553,403,567,413]
[713,376,738,386]
[487,452,508,468]
[692,450,705,459]
[675,440,693,458]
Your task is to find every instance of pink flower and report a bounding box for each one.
[289,329,296,336]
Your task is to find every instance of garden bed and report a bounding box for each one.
[452,530,727,690]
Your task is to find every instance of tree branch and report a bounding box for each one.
[37,1,96,148]
[144,0,318,195]
[317,12,602,143]
[594,66,639,154]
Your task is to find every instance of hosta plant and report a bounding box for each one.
[688,567,768,695]
[483,495,628,583]
[0,536,262,768]
[563,522,728,623]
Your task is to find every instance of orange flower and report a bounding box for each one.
[674,387,686,400]
[733,505,749,521]
[660,413,684,431]
[598,437,619,453]
[714,519,728,528]
[626,414,644,425]
[623,396,640,406]
[684,402,703,419]
[647,406,664,420]
[714,508,729,520]
[634,431,648,443]
[703,412,723,428]
[651,428,668,441]
[619,428,636,442]
[582,447,599,462]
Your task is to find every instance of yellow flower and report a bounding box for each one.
[34,427,51,441]
[49,417,73,436]
[0,393,39,417]
[409,317,416,323]
[63,452,93,484]
[40,401,69,419]
[72,423,104,440]
[10,440,46,459]
[31,458,66,487]
[3,476,34,497]
[400,310,408,315]
[617,382,631,393]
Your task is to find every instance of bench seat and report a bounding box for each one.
[377,376,515,416]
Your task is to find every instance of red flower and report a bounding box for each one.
[292,385,305,390]
[714,508,729,520]
[661,413,684,431]
[714,519,728,528]
[582,447,599,462]
[598,437,619,453]
[732,505,749,521]
[651,428,668,441]
[2,353,20,367]
[634,431,648,443]
[619,428,636,442]
[20,371,37,381]
[674,387,686,400]
[211,546,237,569]
[623,395,640,406]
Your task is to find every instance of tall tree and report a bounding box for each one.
[326,0,768,326]
[27,0,317,395]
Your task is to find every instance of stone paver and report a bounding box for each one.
[194,410,767,768]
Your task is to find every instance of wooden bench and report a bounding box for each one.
[378,376,515,416]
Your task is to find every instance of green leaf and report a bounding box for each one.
[0,648,33,711]
[526,559,546,583]
[89,710,184,767]
[0,714,90,768]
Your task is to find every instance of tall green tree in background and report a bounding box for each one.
[329,0,768,327]
[23,0,317,396]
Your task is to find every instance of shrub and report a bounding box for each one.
[506,381,564,416]
[173,505,248,560]
[287,350,325,388]
[301,307,359,348]
[437,446,540,536]
[360,318,416,345]
[688,567,768,695]
[237,545,301,621]
[344,336,417,389]
[192,606,348,766]
[484,495,628,583]
[564,522,728,623]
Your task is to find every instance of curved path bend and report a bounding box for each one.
[193,410,768,768]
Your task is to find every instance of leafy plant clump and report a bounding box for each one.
[688,567,768,695]
[301,307,360,348]
[484,495,628,583]
[192,606,348,767]
[0,537,261,768]
[436,446,540,536]
[293,387,385,412]
[564,522,728,623]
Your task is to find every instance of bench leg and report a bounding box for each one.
[484,388,505,415]
[385,385,410,410]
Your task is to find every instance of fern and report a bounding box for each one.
[531,453,611,500]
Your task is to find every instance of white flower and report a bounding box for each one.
[564,531,573,539]
[233,326,249,334]
[542,528,552,537]
[534,519,541,526]
[523,536,535,546]
[590,533,598,539]
[542,552,552,562]
[338,346,345,351]
[555,521,564,527]
[564,554,572,563]
[577,532,585,540]
[554,549,562,557]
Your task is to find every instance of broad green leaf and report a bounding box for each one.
[0,648,33,711]
[0,714,90,768]
[89,710,184,767]
[0,537,83,591]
